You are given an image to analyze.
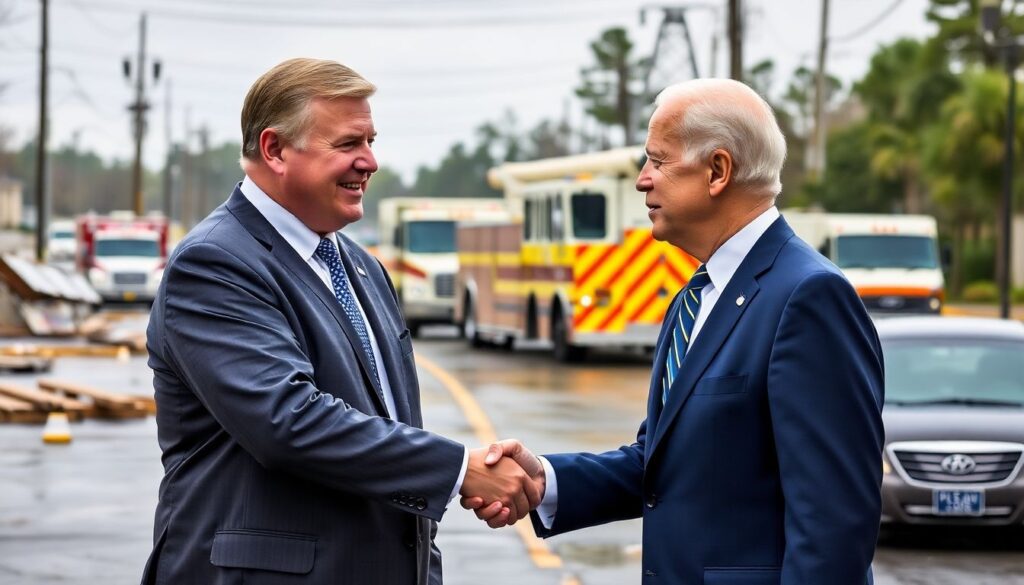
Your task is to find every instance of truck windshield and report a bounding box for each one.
[406,221,455,253]
[95,239,160,257]
[835,235,938,269]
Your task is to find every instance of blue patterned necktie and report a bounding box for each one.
[662,265,711,404]
[315,238,380,388]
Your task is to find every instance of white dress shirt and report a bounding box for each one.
[536,206,782,527]
[240,177,468,502]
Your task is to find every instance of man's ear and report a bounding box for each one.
[708,149,733,197]
[260,128,286,175]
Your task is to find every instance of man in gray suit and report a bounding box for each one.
[142,58,538,585]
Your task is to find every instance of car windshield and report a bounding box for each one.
[405,220,455,253]
[50,231,74,239]
[95,239,160,257]
[836,235,938,269]
[882,338,1024,406]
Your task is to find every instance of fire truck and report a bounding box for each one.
[455,148,698,361]
[76,212,170,303]
[376,197,511,336]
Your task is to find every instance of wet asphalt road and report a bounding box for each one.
[0,315,1021,584]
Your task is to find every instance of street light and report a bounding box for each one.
[979,0,1019,320]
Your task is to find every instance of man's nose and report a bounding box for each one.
[635,172,652,193]
[356,149,378,174]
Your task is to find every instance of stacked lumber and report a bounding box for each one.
[37,378,152,419]
[0,382,88,423]
[0,379,155,423]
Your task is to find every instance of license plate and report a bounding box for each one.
[123,291,137,301]
[933,490,984,516]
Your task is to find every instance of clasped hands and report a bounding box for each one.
[458,439,544,528]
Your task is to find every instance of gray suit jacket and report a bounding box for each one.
[142,186,464,585]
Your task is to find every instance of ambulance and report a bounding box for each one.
[783,210,945,314]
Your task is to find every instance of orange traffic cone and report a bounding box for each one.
[42,411,72,444]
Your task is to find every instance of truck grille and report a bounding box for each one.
[893,450,1021,484]
[434,273,455,298]
[861,295,935,313]
[112,272,147,286]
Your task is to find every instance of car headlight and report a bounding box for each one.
[882,456,892,475]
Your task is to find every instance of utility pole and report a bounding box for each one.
[181,106,192,228]
[980,0,1019,319]
[125,13,160,216]
[162,79,173,220]
[34,0,49,263]
[809,0,830,180]
[197,125,210,220]
[728,0,742,81]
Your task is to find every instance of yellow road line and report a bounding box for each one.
[415,354,564,570]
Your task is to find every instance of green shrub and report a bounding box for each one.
[1014,287,1024,304]
[962,280,999,303]
[961,239,996,284]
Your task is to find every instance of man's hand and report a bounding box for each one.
[459,444,543,527]
[460,439,545,528]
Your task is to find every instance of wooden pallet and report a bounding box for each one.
[0,383,90,421]
[0,393,48,424]
[37,379,150,419]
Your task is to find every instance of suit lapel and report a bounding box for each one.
[336,235,413,424]
[225,189,390,417]
[648,217,793,458]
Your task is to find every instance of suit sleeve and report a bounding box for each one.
[159,241,465,522]
[767,270,884,584]
[530,419,648,537]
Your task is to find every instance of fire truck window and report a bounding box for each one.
[406,221,456,253]
[571,192,607,239]
[551,196,564,240]
[524,200,535,241]
[540,198,551,240]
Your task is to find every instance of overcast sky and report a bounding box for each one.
[2,0,934,183]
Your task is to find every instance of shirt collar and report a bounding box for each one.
[704,206,780,292]
[239,176,337,261]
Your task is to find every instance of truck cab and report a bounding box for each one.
[77,213,169,303]
[785,211,945,314]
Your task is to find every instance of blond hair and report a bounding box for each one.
[240,58,376,160]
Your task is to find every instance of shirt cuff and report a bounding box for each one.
[448,447,470,504]
[535,456,558,529]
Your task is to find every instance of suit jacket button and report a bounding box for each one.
[415,498,427,511]
[645,495,657,508]
[644,569,657,577]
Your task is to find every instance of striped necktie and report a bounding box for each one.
[314,238,381,388]
[662,265,711,404]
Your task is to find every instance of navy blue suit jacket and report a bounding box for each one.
[142,187,464,585]
[534,217,884,585]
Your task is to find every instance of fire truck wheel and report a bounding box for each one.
[463,300,484,348]
[552,313,585,363]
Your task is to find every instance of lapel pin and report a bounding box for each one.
[356,266,367,277]
[736,295,745,306]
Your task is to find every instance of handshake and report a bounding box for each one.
[458,440,544,528]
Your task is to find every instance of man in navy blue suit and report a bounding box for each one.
[142,58,539,585]
[464,78,885,584]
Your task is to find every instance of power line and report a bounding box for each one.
[54,0,627,29]
[831,0,904,43]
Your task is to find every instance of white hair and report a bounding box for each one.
[655,78,787,197]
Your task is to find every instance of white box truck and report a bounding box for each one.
[783,210,945,314]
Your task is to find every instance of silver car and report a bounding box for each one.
[878,316,1024,527]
